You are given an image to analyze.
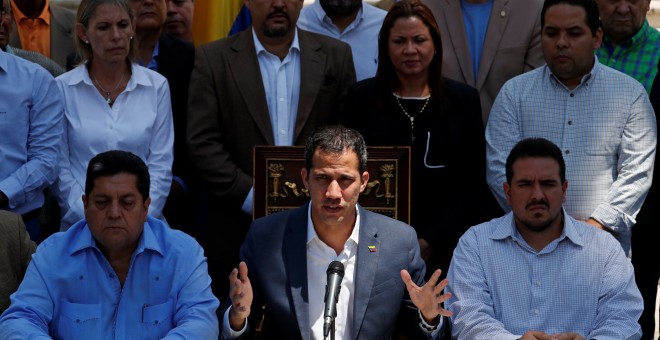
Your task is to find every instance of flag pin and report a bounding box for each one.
[368,245,377,252]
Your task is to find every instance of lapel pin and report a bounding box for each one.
[500,10,506,17]
[368,245,377,253]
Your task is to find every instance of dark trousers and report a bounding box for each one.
[632,207,660,339]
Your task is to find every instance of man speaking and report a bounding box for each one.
[220,125,452,339]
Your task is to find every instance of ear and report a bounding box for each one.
[593,27,603,50]
[561,180,568,202]
[142,197,151,220]
[503,182,511,206]
[301,168,309,190]
[82,194,88,210]
[359,171,369,193]
[75,23,88,44]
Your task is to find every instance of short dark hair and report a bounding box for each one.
[304,125,368,174]
[505,138,566,184]
[541,0,600,36]
[85,150,150,201]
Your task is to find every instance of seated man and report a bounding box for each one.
[0,150,219,339]
[222,125,452,339]
[0,210,36,315]
[446,138,642,339]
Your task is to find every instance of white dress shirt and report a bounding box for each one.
[54,63,174,229]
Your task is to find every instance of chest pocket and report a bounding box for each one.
[56,301,101,338]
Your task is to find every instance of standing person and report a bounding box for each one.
[447,137,643,339]
[164,0,194,43]
[423,0,544,126]
[9,0,75,68]
[596,1,660,337]
[53,0,174,230]
[187,0,356,300]
[297,0,386,81]
[0,210,36,315]
[222,125,452,339]
[0,31,63,243]
[485,0,656,257]
[127,0,198,237]
[340,0,501,281]
[0,150,219,339]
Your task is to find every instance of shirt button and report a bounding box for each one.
[279,129,286,135]
[533,309,539,315]
[567,120,572,125]
[565,150,570,155]
[279,97,284,102]
[570,93,574,97]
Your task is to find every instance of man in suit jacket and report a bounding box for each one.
[0,210,36,314]
[423,0,544,125]
[223,126,451,339]
[9,0,75,68]
[187,0,356,301]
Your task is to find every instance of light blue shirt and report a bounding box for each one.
[0,216,219,339]
[446,211,643,339]
[461,0,493,81]
[485,58,657,256]
[0,51,63,214]
[297,1,386,81]
[142,40,160,71]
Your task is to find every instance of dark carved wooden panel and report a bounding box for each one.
[253,146,410,223]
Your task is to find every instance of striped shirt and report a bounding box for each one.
[596,19,660,94]
[485,59,657,256]
[446,211,643,339]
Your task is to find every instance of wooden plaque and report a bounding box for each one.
[253,146,411,223]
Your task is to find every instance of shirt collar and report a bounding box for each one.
[11,0,51,25]
[0,50,7,73]
[306,203,361,247]
[601,19,652,48]
[252,26,300,57]
[67,62,153,90]
[489,209,584,248]
[68,216,164,257]
[311,0,364,30]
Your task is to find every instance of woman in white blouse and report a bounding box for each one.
[54,0,173,229]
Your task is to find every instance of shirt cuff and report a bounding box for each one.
[418,309,442,338]
[241,187,254,215]
[590,203,629,232]
[222,306,248,339]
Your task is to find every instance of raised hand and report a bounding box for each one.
[400,268,453,324]
[228,261,253,331]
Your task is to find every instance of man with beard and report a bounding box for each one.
[297,0,385,80]
[187,0,356,301]
[486,0,656,259]
[164,0,194,43]
[447,137,643,339]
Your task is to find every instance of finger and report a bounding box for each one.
[228,268,239,292]
[238,261,249,283]
[433,278,449,296]
[400,270,416,290]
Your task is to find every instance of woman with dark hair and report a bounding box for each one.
[53,0,173,230]
[340,0,501,279]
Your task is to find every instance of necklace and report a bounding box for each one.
[91,71,125,106]
[395,93,431,141]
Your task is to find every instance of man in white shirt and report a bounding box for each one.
[222,125,451,339]
[298,0,386,80]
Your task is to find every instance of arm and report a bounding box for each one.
[587,241,643,339]
[485,82,522,212]
[445,229,520,339]
[163,240,220,340]
[0,69,63,210]
[590,90,656,232]
[0,247,55,339]
[146,79,174,219]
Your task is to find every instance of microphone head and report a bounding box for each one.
[327,261,345,278]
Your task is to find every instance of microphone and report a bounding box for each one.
[323,261,345,339]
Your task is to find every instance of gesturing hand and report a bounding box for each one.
[228,261,253,331]
[400,268,453,324]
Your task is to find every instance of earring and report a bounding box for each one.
[85,40,89,44]
[130,36,134,40]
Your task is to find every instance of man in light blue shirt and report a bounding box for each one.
[447,137,642,339]
[298,0,386,81]
[0,150,219,339]
[485,0,656,257]
[0,50,63,242]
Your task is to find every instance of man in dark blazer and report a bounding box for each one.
[223,126,451,339]
[187,0,356,300]
[0,210,36,315]
[9,0,75,68]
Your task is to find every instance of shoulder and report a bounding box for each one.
[348,77,377,95]
[199,31,248,56]
[508,0,544,12]
[133,63,169,88]
[1,52,53,79]
[146,217,203,256]
[49,2,76,22]
[442,77,479,97]
[250,206,304,236]
[596,62,647,91]
[360,207,417,239]
[159,33,195,56]
[298,28,351,52]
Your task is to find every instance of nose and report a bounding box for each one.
[530,182,544,201]
[272,0,285,8]
[108,201,121,219]
[615,1,631,15]
[325,180,342,199]
[556,32,569,48]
